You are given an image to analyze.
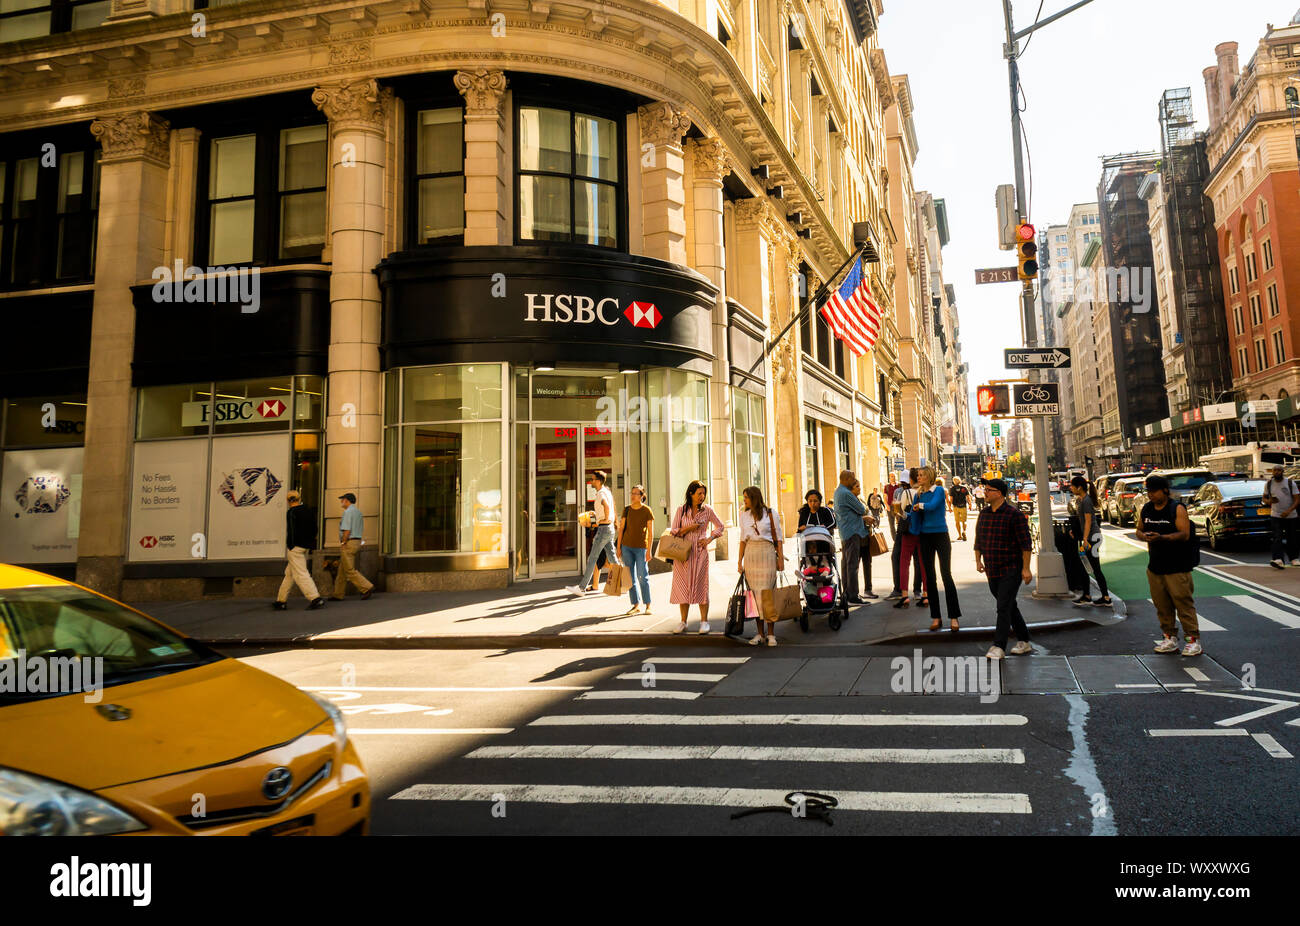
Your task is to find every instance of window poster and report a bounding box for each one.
[0,447,84,563]
[207,434,290,561]
[129,439,208,562]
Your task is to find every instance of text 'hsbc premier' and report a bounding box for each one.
[524,293,662,328]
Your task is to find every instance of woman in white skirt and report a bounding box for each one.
[737,485,785,646]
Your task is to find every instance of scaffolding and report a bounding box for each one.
[1158,87,1233,411]
[1098,150,1168,445]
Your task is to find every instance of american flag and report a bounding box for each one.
[819,255,882,356]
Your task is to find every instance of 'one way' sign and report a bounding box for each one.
[1004,347,1071,369]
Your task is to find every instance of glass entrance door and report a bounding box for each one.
[533,425,580,574]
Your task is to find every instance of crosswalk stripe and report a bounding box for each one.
[1223,595,1300,629]
[1251,734,1294,759]
[577,691,700,700]
[1184,667,1211,682]
[614,672,727,682]
[348,727,514,735]
[389,784,1032,814]
[529,713,1029,727]
[1193,615,1228,631]
[465,744,1025,763]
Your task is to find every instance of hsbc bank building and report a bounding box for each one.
[0,0,901,598]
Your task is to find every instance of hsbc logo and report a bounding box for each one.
[258,399,285,418]
[524,293,661,330]
[139,535,176,549]
[139,536,157,548]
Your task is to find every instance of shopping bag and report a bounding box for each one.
[656,530,692,562]
[725,576,748,636]
[744,591,760,619]
[869,530,890,556]
[602,563,629,596]
[761,573,803,621]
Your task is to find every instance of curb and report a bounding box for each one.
[198,632,749,650]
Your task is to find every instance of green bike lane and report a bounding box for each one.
[1094,530,1244,601]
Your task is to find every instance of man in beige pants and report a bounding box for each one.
[1136,474,1201,657]
[273,490,325,610]
[331,493,374,600]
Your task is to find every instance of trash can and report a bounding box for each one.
[1053,517,1089,593]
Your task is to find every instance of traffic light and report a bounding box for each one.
[977,384,1010,416]
[1016,223,1038,281]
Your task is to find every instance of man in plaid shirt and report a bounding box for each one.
[973,478,1034,660]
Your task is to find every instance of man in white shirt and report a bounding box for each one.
[570,471,619,596]
[1263,464,1300,568]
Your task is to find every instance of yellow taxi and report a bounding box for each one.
[0,565,369,835]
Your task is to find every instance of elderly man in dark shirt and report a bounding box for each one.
[973,478,1033,660]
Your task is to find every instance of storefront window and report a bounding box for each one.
[0,393,88,564]
[530,373,624,422]
[644,370,709,522]
[212,377,294,434]
[732,390,766,509]
[386,363,505,555]
[3,396,86,448]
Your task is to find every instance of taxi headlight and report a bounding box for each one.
[0,767,147,836]
[307,692,348,744]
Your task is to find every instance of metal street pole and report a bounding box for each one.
[1001,0,1085,596]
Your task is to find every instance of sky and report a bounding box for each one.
[878,0,1296,422]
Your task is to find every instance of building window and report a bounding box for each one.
[0,0,109,41]
[836,429,850,475]
[1274,330,1286,366]
[1259,198,1269,226]
[516,105,622,249]
[0,144,100,290]
[803,418,819,495]
[1229,266,1239,295]
[1256,338,1268,371]
[732,390,767,514]
[1233,305,1244,335]
[1263,239,1274,272]
[408,105,465,246]
[1268,283,1279,317]
[1245,252,1257,283]
[196,118,329,267]
[385,364,504,555]
[1250,293,1263,327]
[1238,346,1249,377]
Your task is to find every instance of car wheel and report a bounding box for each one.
[1209,525,1225,552]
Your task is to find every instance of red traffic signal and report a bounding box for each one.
[977,384,1011,416]
[1016,222,1036,241]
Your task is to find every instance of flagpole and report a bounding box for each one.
[746,243,868,377]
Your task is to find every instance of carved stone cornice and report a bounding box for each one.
[329,40,373,67]
[870,49,893,110]
[638,100,690,149]
[690,137,728,181]
[454,67,507,115]
[89,110,169,166]
[734,197,772,231]
[311,78,391,131]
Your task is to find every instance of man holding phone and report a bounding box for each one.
[1262,464,1300,569]
[1136,474,1201,657]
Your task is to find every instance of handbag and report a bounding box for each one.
[656,506,694,562]
[602,562,629,596]
[761,572,803,621]
[725,575,749,636]
[869,530,890,557]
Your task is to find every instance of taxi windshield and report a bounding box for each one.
[0,586,222,704]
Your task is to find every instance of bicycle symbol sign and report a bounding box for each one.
[1012,382,1060,417]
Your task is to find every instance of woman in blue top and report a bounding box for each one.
[911,466,962,632]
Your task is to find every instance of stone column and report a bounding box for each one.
[637,101,690,265]
[312,79,391,572]
[691,137,734,553]
[76,111,171,597]
[455,68,509,246]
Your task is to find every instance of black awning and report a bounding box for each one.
[0,290,92,396]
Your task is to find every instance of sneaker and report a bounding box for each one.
[641,604,652,614]
[985,646,1005,660]
[671,621,687,634]
[1092,597,1112,608]
[567,584,587,597]
[1008,641,1033,656]
[886,590,902,600]
[623,604,640,616]
[698,621,711,635]
[863,592,879,599]
[1153,636,1179,654]
[271,601,287,611]
[360,589,373,601]
[747,634,766,646]
[1072,594,1092,606]
[1181,639,1203,657]
[307,598,325,610]
[1271,559,1285,570]
[766,635,778,647]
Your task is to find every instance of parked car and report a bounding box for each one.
[1094,472,1143,523]
[1187,479,1271,551]
[1102,477,1146,526]
[0,565,370,835]
[1131,468,1216,522]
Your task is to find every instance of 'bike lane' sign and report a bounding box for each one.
[1012,382,1060,416]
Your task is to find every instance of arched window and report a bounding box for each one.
[1259,198,1269,227]
[1260,393,1270,401]
[1240,214,1252,242]
[1279,388,1290,399]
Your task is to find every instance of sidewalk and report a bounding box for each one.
[137,527,1124,649]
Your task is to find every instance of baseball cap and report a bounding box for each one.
[982,478,1009,496]
[339,492,357,503]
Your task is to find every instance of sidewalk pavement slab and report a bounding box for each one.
[133,520,1125,650]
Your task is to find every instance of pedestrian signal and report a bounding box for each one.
[1017,224,1038,281]
[977,384,1010,416]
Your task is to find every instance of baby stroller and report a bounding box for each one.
[796,525,848,632]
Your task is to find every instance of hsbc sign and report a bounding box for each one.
[524,293,661,329]
[181,396,294,427]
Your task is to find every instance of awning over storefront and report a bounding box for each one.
[131,269,331,386]
[376,245,718,376]
[0,290,92,396]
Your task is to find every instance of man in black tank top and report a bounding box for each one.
[1136,474,1201,657]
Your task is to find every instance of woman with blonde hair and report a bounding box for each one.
[912,465,962,631]
[738,485,785,646]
